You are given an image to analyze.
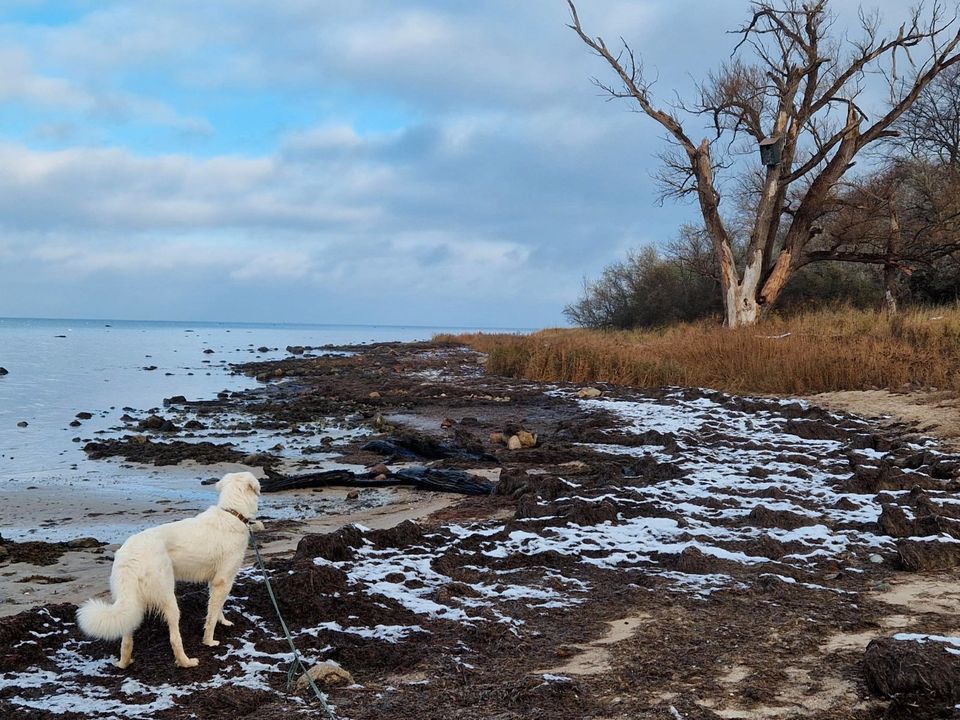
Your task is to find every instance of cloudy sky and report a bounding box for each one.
[0,0,915,328]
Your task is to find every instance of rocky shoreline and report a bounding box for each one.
[3,340,960,719]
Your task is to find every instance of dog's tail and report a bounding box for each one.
[76,572,143,640]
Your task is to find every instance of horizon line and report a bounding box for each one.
[0,315,542,332]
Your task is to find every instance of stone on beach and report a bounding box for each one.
[296,661,354,689]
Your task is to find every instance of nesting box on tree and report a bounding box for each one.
[759,136,784,167]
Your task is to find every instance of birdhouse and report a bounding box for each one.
[759,136,783,167]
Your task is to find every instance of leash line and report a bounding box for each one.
[248,528,338,720]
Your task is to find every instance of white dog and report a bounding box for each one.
[76,471,262,668]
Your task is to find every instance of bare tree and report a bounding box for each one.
[810,160,960,312]
[892,63,960,165]
[569,0,960,326]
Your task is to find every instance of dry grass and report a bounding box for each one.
[436,306,960,395]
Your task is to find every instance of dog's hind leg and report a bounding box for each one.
[117,634,134,669]
[202,575,235,646]
[160,594,198,668]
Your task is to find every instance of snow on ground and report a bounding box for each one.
[3,387,959,718]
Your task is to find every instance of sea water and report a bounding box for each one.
[0,317,522,541]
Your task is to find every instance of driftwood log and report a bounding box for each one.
[259,467,494,496]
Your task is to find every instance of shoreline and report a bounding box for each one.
[3,340,960,719]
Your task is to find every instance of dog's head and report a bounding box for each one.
[215,471,261,517]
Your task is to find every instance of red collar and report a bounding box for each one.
[221,507,250,525]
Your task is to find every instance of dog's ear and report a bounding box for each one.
[244,474,261,496]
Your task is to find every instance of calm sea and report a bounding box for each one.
[0,317,523,541]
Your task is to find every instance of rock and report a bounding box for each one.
[296,661,354,690]
[69,420,81,427]
[286,345,305,355]
[507,435,523,450]
[517,430,538,448]
[368,391,381,399]
[138,415,166,430]
[202,348,215,354]
[440,417,456,429]
[489,432,506,445]
[868,553,885,564]
[75,412,93,420]
[66,537,102,549]
[346,490,360,500]
[369,463,390,476]
[17,421,28,427]
[0,367,7,375]
[577,387,603,399]
[142,365,157,371]
[163,395,187,406]
[257,346,270,353]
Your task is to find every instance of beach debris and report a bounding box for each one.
[361,430,496,462]
[260,466,493,495]
[0,367,8,375]
[864,635,960,715]
[296,661,354,689]
[897,538,960,571]
[577,387,602,399]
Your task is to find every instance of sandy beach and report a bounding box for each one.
[3,340,960,719]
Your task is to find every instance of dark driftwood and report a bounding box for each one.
[361,430,497,462]
[260,467,493,496]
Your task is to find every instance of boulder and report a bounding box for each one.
[517,430,538,448]
[577,387,602,399]
[507,435,523,450]
[296,661,354,690]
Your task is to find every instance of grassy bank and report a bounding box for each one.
[436,306,960,395]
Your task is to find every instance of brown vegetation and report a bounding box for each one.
[439,306,960,395]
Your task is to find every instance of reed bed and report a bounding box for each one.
[435,306,960,395]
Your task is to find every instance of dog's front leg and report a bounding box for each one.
[203,575,235,646]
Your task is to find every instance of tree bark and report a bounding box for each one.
[884,198,902,314]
